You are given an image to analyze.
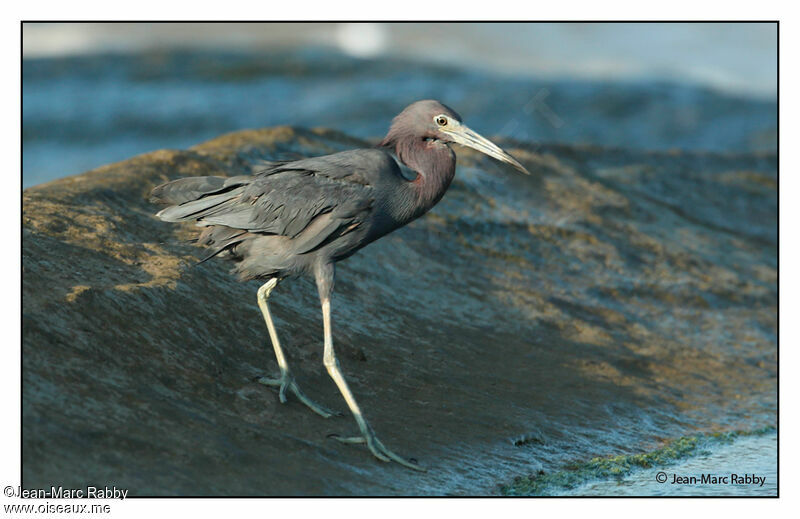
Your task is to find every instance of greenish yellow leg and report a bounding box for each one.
[256,278,337,419]
[321,297,425,471]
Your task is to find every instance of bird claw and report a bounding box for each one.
[328,429,426,471]
[257,373,340,418]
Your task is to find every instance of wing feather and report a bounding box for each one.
[152,149,387,255]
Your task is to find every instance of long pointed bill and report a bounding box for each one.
[445,123,531,175]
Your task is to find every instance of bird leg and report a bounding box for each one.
[316,273,424,471]
[256,278,337,418]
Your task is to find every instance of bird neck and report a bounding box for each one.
[387,136,456,220]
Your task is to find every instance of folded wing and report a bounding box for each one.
[151,152,377,259]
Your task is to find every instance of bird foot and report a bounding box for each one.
[257,373,339,418]
[328,427,426,471]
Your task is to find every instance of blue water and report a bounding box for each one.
[563,433,777,496]
[22,50,777,188]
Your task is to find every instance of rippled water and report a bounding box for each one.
[22,50,777,188]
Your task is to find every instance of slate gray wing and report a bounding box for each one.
[154,151,381,255]
[253,148,401,185]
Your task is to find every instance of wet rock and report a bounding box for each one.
[22,127,776,495]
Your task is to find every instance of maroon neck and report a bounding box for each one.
[387,136,457,218]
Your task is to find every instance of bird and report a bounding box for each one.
[150,100,530,470]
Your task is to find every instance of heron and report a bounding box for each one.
[150,100,530,470]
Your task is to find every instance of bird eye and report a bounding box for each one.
[435,115,448,127]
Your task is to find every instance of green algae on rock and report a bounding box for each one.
[500,426,777,496]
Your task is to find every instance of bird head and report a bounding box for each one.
[384,100,531,175]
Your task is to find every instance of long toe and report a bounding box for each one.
[328,432,425,471]
[288,380,340,418]
[327,434,366,444]
[370,438,425,471]
[257,375,339,418]
[256,375,283,387]
[257,374,290,403]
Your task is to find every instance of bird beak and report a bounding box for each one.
[444,123,531,175]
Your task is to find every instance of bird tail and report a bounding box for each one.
[150,175,253,222]
[150,158,294,208]
[150,176,254,263]
[150,176,230,206]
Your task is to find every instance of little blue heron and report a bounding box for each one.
[151,100,530,470]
